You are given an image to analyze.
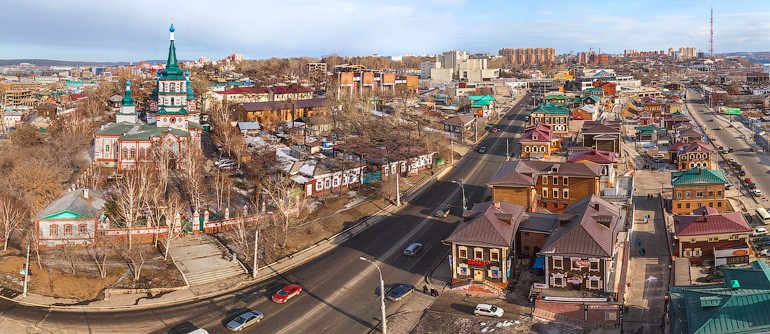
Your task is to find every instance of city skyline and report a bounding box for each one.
[2,0,770,62]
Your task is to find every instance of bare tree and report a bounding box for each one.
[110,166,151,249]
[86,228,109,278]
[0,192,27,251]
[261,178,308,248]
[181,140,205,210]
[162,194,185,260]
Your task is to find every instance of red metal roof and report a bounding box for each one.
[567,149,617,164]
[674,209,751,237]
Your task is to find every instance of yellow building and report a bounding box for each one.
[671,167,728,214]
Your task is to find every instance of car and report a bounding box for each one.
[728,147,734,153]
[716,126,723,130]
[435,206,450,218]
[761,249,770,257]
[739,170,746,176]
[754,236,770,243]
[385,284,415,301]
[725,184,736,190]
[272,284,302,303]
[218,161,236,169]
[478,146,487,153]
[739,134,745,139]
[753,189,763,197]
[750,147,757,152]
[760,240,770,248]
[718,146,725,151]
[226,310,264,331]
[749,183,758,190]
[754,228,769,237]
[403,242,423,256]
[215,158,234,166]
[525,115,530,121]
[490,128,499,133]
[474,303,504,318]
[728,157,735,163]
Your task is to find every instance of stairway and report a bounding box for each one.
[166,234,247,287]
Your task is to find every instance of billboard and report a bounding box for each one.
[720,107,741,115]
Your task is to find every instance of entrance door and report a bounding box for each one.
[473,269,485,282]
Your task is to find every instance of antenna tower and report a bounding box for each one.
[709,7,714,56]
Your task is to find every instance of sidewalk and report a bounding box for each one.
[4,165,452,311]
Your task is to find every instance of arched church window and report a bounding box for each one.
[130,148,136,159]
[122,147,128,159]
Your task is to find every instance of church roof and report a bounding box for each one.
[160,23,185,80]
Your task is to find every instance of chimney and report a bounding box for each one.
[493,201,501,209]
[83,189,89,199]
[593,202,600,211]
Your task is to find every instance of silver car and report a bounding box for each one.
[226,310,263,331]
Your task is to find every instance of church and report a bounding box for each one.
[94,23,202,171]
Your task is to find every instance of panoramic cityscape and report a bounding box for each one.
[3,1,770,334]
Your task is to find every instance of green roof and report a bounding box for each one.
[635,125,664,131]
[469,95,495,102]
[157,107,189,115]
[544,94,567,100]
[671,167,727,186]
[638,130,655,136]
[472,100,492,107]
[120,126,189,141]
[585,95,601,103]
[584,87,604,92]
[121,82,135,107]
[96,122,138,136]
[670,261,770,334]
[532,104,570,115]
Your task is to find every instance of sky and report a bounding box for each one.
[2,0,770,62]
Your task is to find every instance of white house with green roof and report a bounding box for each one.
[529,102,570,134]
[94,23,202,171]
[34,189,106,247]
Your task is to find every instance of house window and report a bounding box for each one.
[543,177,548,185]
[708,237,719,242]
[524,146,531,152]
[50,225,59,236]
[685,191,691,198]
[315,181,323,191]
[458,246,468,259]
[551,273,566,288]
[563,189,569,199]
[717,202,723,207]
[588,276,602,290]
[170,97,175,105]
[324,179,331,188]
[129,148,136,159]
[693,248,702,257]
[729,235,740,240]
[677,203,682,209]
[684,248,692,257]
[553,189,559,198]
[696,192,703,198]
[686,203,691,209]
[717,191,722,196]
[122,147,128,159]
[590,259,600,271]
[63,224,72,237]
[563,177,568,185]
[78,224,88,236]
[676,191,682,198]
[709,191,714,197]
[553,177,559,185]
[490,249,500,262]
[553,256,563,269]
[474,248,484,260]
[542,188,548,198]
[104,144,110,155]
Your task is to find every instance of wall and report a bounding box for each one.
[672,184,727,214]
[537,176,599,213]
[520,232,548,259]
[491,186,532,209]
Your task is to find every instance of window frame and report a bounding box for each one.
[458,246,468,259]
[553,256,563,269]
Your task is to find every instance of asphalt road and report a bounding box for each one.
[685,88,768,203]
[0,94,531,334]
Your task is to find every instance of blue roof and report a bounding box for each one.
[237,122,261,131]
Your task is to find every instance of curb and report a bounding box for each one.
[1,166,455,311]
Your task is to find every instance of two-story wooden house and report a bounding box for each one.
[673,206,751,266]
[529,103,570,135]
[671,167,728,214]
[519,123,562,159]
[567,149,618,188]
[673,140,715,170]
[488,160,602,213]
[579,122,623,154]
[539,195,622,292]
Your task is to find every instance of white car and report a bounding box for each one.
[754,228,769,237]
[762,249,770,257]
[753,189,763,197]
[474,303,504,318]
[226,310,263,331]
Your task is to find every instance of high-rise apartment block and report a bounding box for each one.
[498,48,555,65]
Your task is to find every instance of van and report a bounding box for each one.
[403,243,423,256]
[758,208,770,225]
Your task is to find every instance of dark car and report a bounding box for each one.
[749,182,757,190]
[754,236,770,243]
[478,146,487,153]
[728,147,734,153]
[739,170,746,176]
[385,284,415,301]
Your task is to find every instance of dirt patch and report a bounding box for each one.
[412,311,582,334]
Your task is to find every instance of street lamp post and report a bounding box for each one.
[451,180,467,210]
[359,257,387,334]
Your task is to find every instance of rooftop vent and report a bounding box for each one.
[730,280,740,290]
[699,296,722,309]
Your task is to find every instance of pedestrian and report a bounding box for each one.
[637,239,642,246]
[423,285,428,294]
[639,248,643,255]
[642,248,646,256]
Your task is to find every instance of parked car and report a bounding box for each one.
[226,310,264,331]
[478,146,487,153]
[761,249,770,257]
[739,134,745,139]
[435,206,450,218]
[215,158,234,166]
[272,284,302,303]
[716,126,723,130]
[490,128,499,133]
[474,303,504,318]
[403,242,423,256]
[750,183,758,190]
[728,157,736,163]
[725,184,736,190]
[759,240,770,248]
[753,189,763,197]
[385,284,415,301]
[739,170,747,177]
[753,227,769,237]
[754,236,770,243]
[728,147,734,153]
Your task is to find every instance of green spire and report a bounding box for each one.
[121,80,134,106]
[162,22,184,78]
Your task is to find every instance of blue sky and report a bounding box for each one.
[1,0,769,62]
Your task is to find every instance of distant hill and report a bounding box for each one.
[0,59,191,67]
[721,52,770,58]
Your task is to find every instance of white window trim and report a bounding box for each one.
[490,249,500,262]
[563,189,569,199]
[474,248,484,260]
[553,256,563,270]
[693,248,702,257]
[458,246,468,259]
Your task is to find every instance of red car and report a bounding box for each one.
[490,128,499,133]
[272,284,302,303]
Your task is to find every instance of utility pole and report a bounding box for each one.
[252,227,259,278]
[506,138,510,160]
[450,137,454,165]
[23,243,29,297]
[474,117,478,142]
[395,161,401,207]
